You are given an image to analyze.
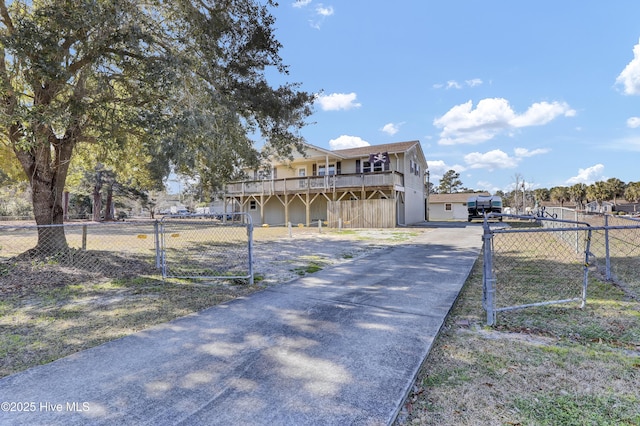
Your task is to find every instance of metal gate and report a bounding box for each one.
[160,213,253,284]
[482,214,592,326]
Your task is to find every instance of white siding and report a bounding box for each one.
[429,202,467,221]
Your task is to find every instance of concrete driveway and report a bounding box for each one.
[0,225,482,426]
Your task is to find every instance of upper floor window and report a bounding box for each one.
[362,161,388,173]
[318,164,336,176]
[254,169,277,180]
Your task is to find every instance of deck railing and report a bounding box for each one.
[226,171,404,196]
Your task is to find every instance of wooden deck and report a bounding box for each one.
[225,171,405,196]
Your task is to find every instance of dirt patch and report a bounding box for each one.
[252,230,414,285]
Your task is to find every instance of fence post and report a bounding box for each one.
[288,221,292,238]
[482,221,496,326]
[338,217,342,230]
[82,225,87,251]
[247,220,254,286]
[318,219,322,234]
[154,220,161,269]
[604,214,611,280]
[582,227,593,309]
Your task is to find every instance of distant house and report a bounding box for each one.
[586,201,613,214]
[224,140,428,228]
[428,192,490,221]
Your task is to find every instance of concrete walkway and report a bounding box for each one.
[0,226,483,426]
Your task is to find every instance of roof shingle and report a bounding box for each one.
[332,140,419,157]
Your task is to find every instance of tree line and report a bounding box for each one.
[435,170,640,209]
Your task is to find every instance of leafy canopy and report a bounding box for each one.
[0,0,314,209]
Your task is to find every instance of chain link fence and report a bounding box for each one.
[0,221,160,292]
[483,213,640,325]
[160,214,253,283]
[0,215,257,289]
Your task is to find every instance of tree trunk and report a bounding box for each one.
[63,191,70,221]
[104,186,114,221]
[32,173,68,253]
[93,184,102,222]
[12,128,75,255]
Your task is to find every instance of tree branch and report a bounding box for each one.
[0,0,14,34]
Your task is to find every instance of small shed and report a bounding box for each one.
[428,192,490,221]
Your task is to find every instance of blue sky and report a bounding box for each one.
[267,1,640,193]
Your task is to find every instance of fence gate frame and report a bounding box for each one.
[159,213,253,284]
[482,213,593,326]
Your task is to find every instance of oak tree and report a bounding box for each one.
[0,0,314,254]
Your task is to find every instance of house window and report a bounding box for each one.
[249,200,257,211]
[318,164,336,176]
[257,169,276,180]
[298,167,307,188]
[445,203,452,211]
[362,161,387,173]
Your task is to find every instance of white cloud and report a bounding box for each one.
[381,122,403,136]
[616,38,640,95]
[307,3,334,28]
[461,147,548,173]
[328,135,370,150]
[565,164,605,185]
[627,117,640,128]
[316,4,334,16]
[464,149,518,171]
[509,101,576,128]
[434,98,514,145]
[316,92,361,111]
[434,98,575,145]
[292,0,312,7]
[514,147,550,157]
[425,160,466,182]
[433,79,483,90]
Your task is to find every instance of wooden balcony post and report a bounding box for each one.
[284,193,289,225]
[306,192,311,227]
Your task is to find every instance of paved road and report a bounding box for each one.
[0,226,483,426]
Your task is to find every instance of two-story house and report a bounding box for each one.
[224,140,428,228]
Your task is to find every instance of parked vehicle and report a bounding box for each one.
[468,195,502,221]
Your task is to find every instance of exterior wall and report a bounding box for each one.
[263,199,285,225]
[310,197,328,222]
[273,153,411,178]
[403,187,424,224]
[288,197,306,225]
[429,202,468,221]
[400,147,426,224]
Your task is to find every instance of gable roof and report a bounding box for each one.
[332,140,420,158]
[298,142,341,159]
